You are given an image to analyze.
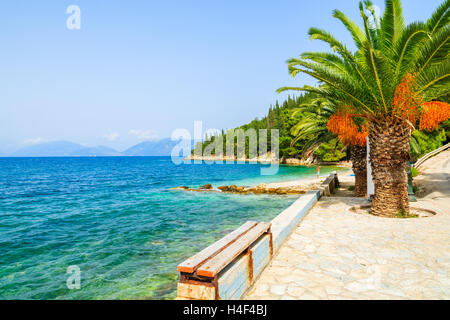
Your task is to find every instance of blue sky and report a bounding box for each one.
[0,0,444,152]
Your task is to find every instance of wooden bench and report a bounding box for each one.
[177,220,272,299]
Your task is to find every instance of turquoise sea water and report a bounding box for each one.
[0,157,342,299]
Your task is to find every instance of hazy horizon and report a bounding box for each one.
[2,136,182,154]
[1,0,442,153]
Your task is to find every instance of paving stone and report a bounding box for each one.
[286,285,306,297]
[325,287,341,295]
[270,284,286,296]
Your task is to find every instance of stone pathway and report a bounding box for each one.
[245,147,450,301]
[245,197,450,300]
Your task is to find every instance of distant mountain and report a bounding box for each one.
[9,139,193,157]
[13,141,87,157]
[12,141,122,157]
[71,146,122,157]
[123,138,192,156]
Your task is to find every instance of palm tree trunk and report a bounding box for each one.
[368,116,411,217]
[351,145,367,197]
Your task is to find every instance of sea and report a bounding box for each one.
[0,156,343,299]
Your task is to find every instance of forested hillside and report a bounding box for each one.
[194,94,449,163]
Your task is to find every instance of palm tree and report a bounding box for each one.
[351,145,368,197]
[279,0,450,217]
[291,97,368,196]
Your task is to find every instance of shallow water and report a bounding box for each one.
[0,157,342,299]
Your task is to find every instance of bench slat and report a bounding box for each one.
[196,222,271,278]
[177,221,258,273]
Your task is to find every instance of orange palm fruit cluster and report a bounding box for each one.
[327,111,368,146]
[419,101,450,131]
[392,73,421,124]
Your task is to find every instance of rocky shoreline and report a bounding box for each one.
[170,168,354,196]
[170,182,319,195]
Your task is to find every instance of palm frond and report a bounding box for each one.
[426,0,450,36]
[308,27,355,61]
[392,22,428,81]
[360,9,392,113]
[416,25,450,77]
[417,60,450,101]
[380,0,406,49]
[333,9,367,49]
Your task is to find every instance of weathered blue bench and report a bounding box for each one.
[177,221,272,300]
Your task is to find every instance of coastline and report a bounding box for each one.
[172,165,353,195]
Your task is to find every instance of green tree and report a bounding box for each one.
[411,128,447,159]
[314,138,347,162]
